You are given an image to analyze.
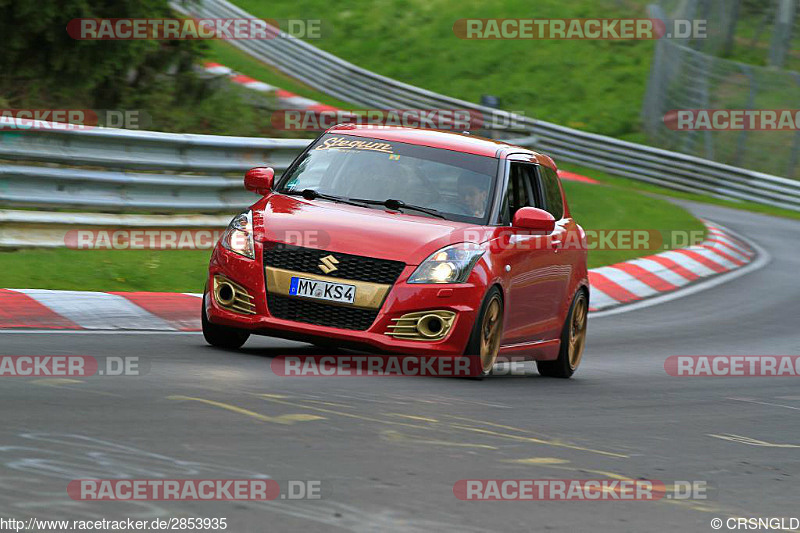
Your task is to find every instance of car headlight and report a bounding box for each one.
[408,243,485,284]
[220,210,255,259]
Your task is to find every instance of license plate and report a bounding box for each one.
[289,276,356,304]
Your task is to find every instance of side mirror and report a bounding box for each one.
[512,207,555,233]
[244,167,274,195]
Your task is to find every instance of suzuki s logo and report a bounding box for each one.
[318,255,339,274]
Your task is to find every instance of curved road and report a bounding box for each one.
[1,200,798,532]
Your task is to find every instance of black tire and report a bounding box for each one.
[537,290,588,378]
[202,293,250,349]
[464,286,504,378]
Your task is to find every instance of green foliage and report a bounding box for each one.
[0,0,290,135]
[233,0,654,137]
[0,0,196,106]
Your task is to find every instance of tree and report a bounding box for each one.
[0,0,204,106]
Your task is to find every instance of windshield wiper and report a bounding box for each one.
[283,189,372,209]
[283,190,447,219]
[349,198,447,219]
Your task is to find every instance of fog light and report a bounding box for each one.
[215,281,236,306]
[417,314,445,338]
[385,310,456,341]
[213,275,256,315]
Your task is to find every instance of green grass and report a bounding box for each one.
[559,161,800,221]
[561,179,706,268]
[0,249,211,293]
[231,0,654,138]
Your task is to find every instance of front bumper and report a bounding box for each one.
[205,244,484,356]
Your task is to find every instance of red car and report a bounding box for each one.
[203,125,589,377]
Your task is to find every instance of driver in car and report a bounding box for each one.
[457,171,490,218]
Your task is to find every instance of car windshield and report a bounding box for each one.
[276,133,499,224]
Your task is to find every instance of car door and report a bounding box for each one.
[494,158,564,345]
[535,163,573,338]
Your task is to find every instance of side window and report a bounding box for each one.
[500,162,543,225]
[500,163,530,225]
[540,166,564,220]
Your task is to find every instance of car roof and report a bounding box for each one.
[325,124,557,169]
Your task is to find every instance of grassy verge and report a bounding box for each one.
[559,161,800,221]
[0,249,211,293]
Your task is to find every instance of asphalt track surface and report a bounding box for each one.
[1,200,798,532]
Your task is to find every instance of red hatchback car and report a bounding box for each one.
[203,125,589,377]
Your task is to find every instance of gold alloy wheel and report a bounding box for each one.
[568,295,588,371]
[479,295,504,374]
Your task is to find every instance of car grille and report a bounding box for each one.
[263,243,406,285]
[266,294,379,331]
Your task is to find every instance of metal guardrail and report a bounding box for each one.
[172,0,800,211]
[0,117,310,212]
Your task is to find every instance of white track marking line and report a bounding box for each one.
[728,397,800,412]
[591,222,770,318]
[12,289,176,331]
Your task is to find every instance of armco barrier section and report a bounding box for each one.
[0,117,310,212]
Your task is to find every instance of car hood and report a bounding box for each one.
[252,194,490,265]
